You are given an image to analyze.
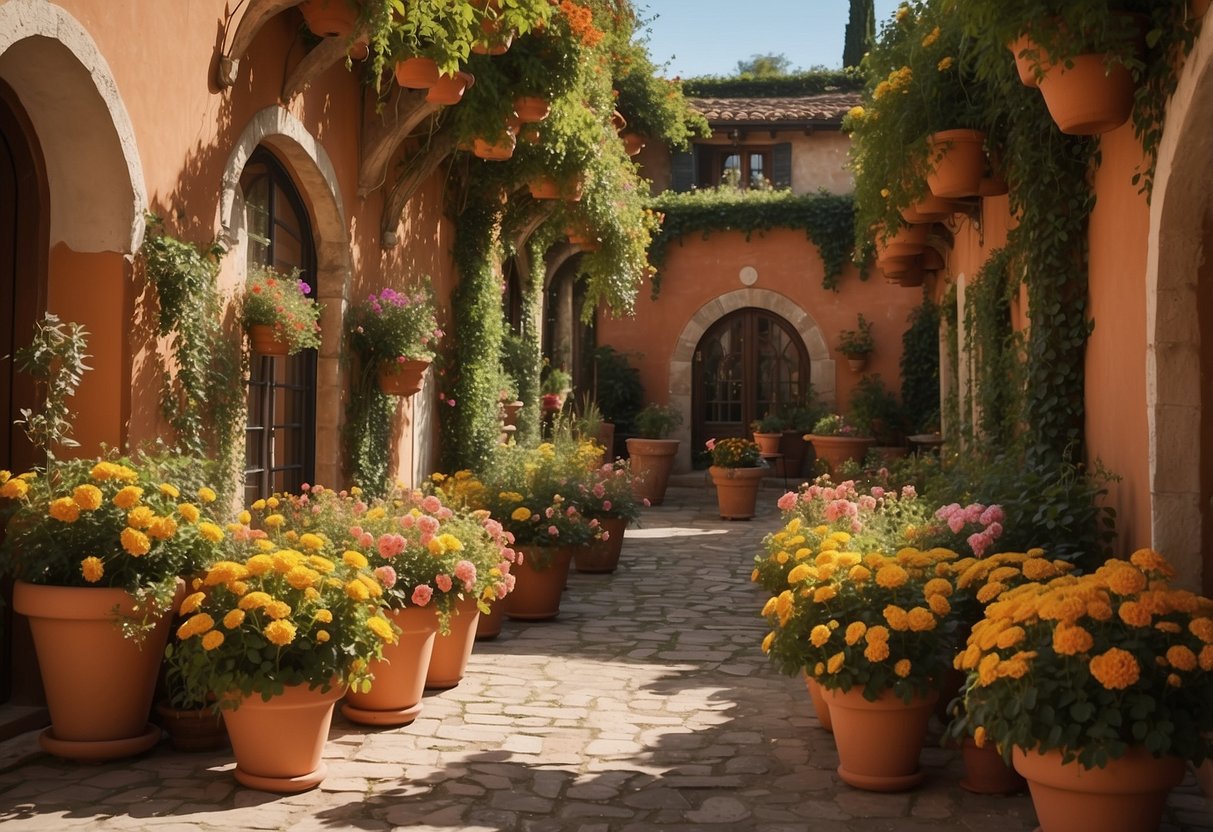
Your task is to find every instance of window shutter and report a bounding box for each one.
[670,145,699,192]
[772,142,793,189]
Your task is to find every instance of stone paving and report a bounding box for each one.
[0,480,1210,831]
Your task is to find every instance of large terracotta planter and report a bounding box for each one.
[823,686,938,792]
[377,358,429,396]
[960,738,1024,795]
[14,580,180,761]
[626,438,680,506]
[926,129,987,199]
[1036,52,1138,136]
[505,545,573,621]
[803,674,832,732]
[1012,746,1186,832]
[341,606,438,726]
[425,597,481,690]
[709,466,766,520]
[573,514,627,573]
[394,56,440,89]
[248,323,290,356]
[475,599,506,640]
[223,683,344,793]
[425,71,474,105]
[807,434,876,475]
[298,0,358,38]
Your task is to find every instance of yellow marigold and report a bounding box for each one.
[794,547,813,561]
[958,642,981,670]
[997,657,1030,679]
[241,554,272,576]
[977,653,1001,687]
[192,522,222,543]
[989,566,1021,583]
[201,630,224,651]
[263,513,285,529]
[1021,558,1056,581]
[884,604,909,631]
[875,563,908,589]
[49,497,80,523]
[315,629,331,643]
[813,585,838,604]
[72,484,103,510]
[827,651,846,673]
[0,478,29,499]
[928,594,951,617]
[1200,645,1213,671]
[176,612,215,640]
[863,640,890,662]
[1118,600,1152,628]
[865,625,889,644]
[179,591,206,615]
[775,590,794,626]
[1190,617,1213,643]
[367,616,397,643]
[845,621,867,646]
[113,485,144,510]
[346,580,370,601]
[91,461,137,481]
[995,626,1026,649]
[305,587,320,601]
[907,607,936,632]
[847,105,865,121]
[819,539,840,553]
[921,25,940,47]
[251,498,266,511]
[120,527,151,556]
[976,581,1007,604]
[356,573,383,598]
[1052,623,1094,655]
[761,631,775,653]
[297,533,324,551]
[894,659,912,678]
[775,551,790,565]
[197,486,217,503]
[315,609,333,624]
[1089,647,1140,690]
[810,624,832,647]
[1155,621,1182,634]
[848,564,872,582]
[937,56,954,71]
[158,482,179,499]
[787,563,813,584]
[1103,562,1147,596]
[285,565,319,591]
[511,506,532,522]
[1087,600,1114,621]
[1129,548,1174,577]
[266,496,280,508]
[174,503,199,523]
[147,515,178,541]
[1166,644,1197,671]
[761,596,778,617]
[80,556,104,583]
[223,609,245,629]
[272,550,303,572]
[238,591,272,610]
[342,550,369,569]
[750,568,760,582]
[124,506,153,529]
[264,600,292,620]
[924,577,952,598]
[263,619,297,646]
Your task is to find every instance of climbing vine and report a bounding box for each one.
[899,297,941,435]
[963,247,1024,446]
[342,352,396,497]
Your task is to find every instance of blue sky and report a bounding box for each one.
[637,1,902,78]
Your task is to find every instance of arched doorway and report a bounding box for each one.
[692,308,809,454]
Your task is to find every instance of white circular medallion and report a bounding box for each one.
[739,266,758,286]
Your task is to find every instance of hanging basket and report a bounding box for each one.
[394,57,440,89]
[926,129,987,199]
[425,71,474,106]
[1036,53,1139,136]
[472,133,516,161]
[377,358,429,396]
[248,323,291,356]
[298,0,359,38]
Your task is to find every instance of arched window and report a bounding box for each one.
[240,148,317,501]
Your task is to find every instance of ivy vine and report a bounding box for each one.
[899,297,941,435]
[963,247,1024,447]
[681,69,864,99]
[342,353,395,497]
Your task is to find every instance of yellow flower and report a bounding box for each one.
[201,630,224,651]
[80,556,104,583]
[1118,600,1152,628]
[113,486,144,510]
[266,496,279,508]
[997,657,1031,679]
[206,561,250,586]
[237,510,252,525]
[827,652,845,673]
[193,522,222,543]
[761,596,778,617]
[976,581,1006,604]
[1190,617,1213,643]
[499,491,524,502]
[298,533,324,551]
[977,653,1001,687]
[884,605,909,631]
[846,105,865,121]
[1200,645,1213,671]
[921,26,940,47]
[863,641,890,662]
[49,497,80,523]
[272,549,303,572]
[894,659,912,678]
[907,607,936,632]
[1089,647,1140,690]
[1103,562,1147,596]
[120,527,151,556]
[844,621,867,645]
[179,591,207,615]
[285,565,319,591]
[0,478,29,499]
[263,513,285,529]
[238,591,273,610]
[72,484,103,510]
[124,506,153,529]
[346,581,370,601]
[1166,644,1197,671]
[265,600,292,620]
[775,590,794,626]
[865,625,889,644]
[924,578,952,598]
[511,506,532,522]
[367,616,397,643]
[197,486,217,503]
[91,462,137,481]
[761,632,775,653]
[875,564,908,589]
[251,498,266,511]
[223,609,245,629]
[928,594,951,616]
[937,56,953,71]
[437,533,464,552]
[848,564,871,582]
[315,609,334,624]
[176,613,215,640]
[315,630,331,643]
[159,482,180,499]
[813,585,837,604]
[973,726,987,748]
[1129,548,1173,577]
[342,550,369,569]
[147,515,178,540]
[995,626,1026,649]
[176,502,200,523]
[786,563,812,584]
[263,619,297,646]
[810,625,832,647]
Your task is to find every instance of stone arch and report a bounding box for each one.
[668,287,835,472]
[1145,28,1213,592]
[220,106,351,489]
[0,0,147,252]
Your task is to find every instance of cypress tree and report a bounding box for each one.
[842,0,875,68]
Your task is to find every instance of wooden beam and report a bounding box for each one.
[360,93,442,197]
[379,128,459,247]
[217,0,304,88]
[282,30,361,101]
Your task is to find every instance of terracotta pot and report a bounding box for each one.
[979,171,1009,197]
[844,354,868,373]
[960,738,1025,795]
[377,358,429,396]
[425,597,481,690]
[474,599,506,640]
[901,193,959,223]
[530,175,584,202]
[574,514,627,573]
[610,110,627,132]
[341,606,438,726]
[223,682,344,793]
[156,702,229,752]
[298,0,358,38]
[1012,745,1186,832]
[877,254,920,276]
[248,322,290,356]
[708,466,766,520]
[625,438,680,506]
[823,686,938,792]
[622,132,646,156]
[473,133,516,161]
[875,223,929,258]
[471,19,513,55]
[14,580,180,761]
[807,434,876,475]
[513,95,551,123]
[752,432,782,455]
[803,674,832,732]
[777,431,807,479]
[394,56,440,89]
[505,545,573,621]
[1036,52,1138,136]
[501,400,524,427]
[1008,34,1040,88]
[926,129,987,199]
[425,71,474,105]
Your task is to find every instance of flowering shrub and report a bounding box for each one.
[956,549,1213,768]
[706,437,763,468]
[926,501,1006,558]
[242,265,322,354]
[576,459,645,523]
[164,531,397,707]
[347,280,443,364]
[772,476,931,550]
[809,413,867,437]
[0,454,226,637]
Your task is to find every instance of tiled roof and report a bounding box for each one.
[688,91,861,125]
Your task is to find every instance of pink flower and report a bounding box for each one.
[399,514,416,529]
[374,566,397,588]
[858,495,877,512]
[601,530,611,541]
[437,507,453,520]
[963,503,984,524]
[870,487,885,499]
[705,438,716,451]
[545,507,555,519]
[987,521,1004,539]
[417,515,439,535]
[454,560,477,589]
[377,534,405,558]
[968,531,993,559]
[901,485,917,499]
[411,585,433,606]
[642,498,651,507]
[548,525,559,536]
[435,574,453,592]
[593,483,606,498]
[349,525,364,538]
[602,500,612,512]
[359,532,375,549]
[421,495,442,513]
[777,492,797,512]
[980,505,1006,526]
[947,514,965,534]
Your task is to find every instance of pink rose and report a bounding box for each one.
[980,505,1006,526]
[454,560,477,589]
[359,532,375,549]
[548,525,559,536]
[435,574,453,592]
[948,514,965,534]
[374,565,397,588]
[705,438,716,451]
[411,585,433,606]
[602,500,612,512]
[777,492,797,512]
[421,495,442,513]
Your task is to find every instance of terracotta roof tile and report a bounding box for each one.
[688,91,861,125]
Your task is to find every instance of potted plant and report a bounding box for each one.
[540,364,572,414]
[848,375,910,459]
[242,265,323,356]
[625,403,682,506]
[572,459,643,574]
[750,412,788,456]
[705,437,767,520]
[837,313,875,372]
[955,548,1213,830]
[807,414,876,476]
[164,523,398,792]
[348,279,443,397]
[781,401,825,479]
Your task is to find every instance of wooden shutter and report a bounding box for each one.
[772,142,793,189]
[670,145,699,192]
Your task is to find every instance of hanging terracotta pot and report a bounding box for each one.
[513,95,551,123]
[475,599,506,640]
[708,466,766,520]
[248,323,290,356]
[16,581,182,762]
[959,738,1025,795]
[425,71,474,106]
[298,0,359,38]
[341,606,438,726]
[526,176,559,201]
[901,193,959,223]
[752,432,782,455]
[877,253,920,275]
[377,358,429,396]
[1012,745,1186,832]
[425,597,481,690]
[472,17,514,55]
[803,674,832,732]
[156,702,229,752]
[875,222,928,259]
[473,133,517,161]
[573,514,627,574]
[394,56,440,89]
[222,683,344,793]
[625,438,680,506]
[823,686,938,792]
[1008,34,1040,88]
[1036,53,1139,135]
[926,129,987,199]
[505,545,573,621]
[610,110,627,132]
[807,435,876,475]
[844,353,870,372]
[621,132,646,156]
